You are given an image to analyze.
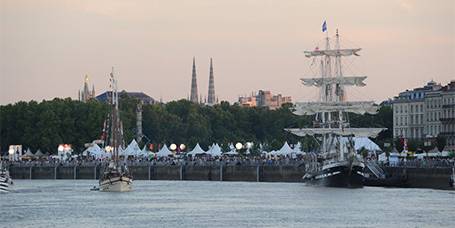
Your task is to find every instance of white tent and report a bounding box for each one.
[136,145,149,157]
[83,144,102,157]
[340,137,382,152]
[276,142,294,156]
[224,149,238,156]
[123,139,142,157]
[208,143,222,157]
[187,143,207,156]
[293,142,304,155]
[156,144,173,157]
[354,137,382,151]
[22,148,35,159]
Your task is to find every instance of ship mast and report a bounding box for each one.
[109,67,122,163]
[286,28,386,159]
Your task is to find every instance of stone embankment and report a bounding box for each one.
[9,164,454,190]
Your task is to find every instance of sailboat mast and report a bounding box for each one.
[109,67,121,162]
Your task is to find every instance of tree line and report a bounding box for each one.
[0,95,394,154]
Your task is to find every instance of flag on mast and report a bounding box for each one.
[322,20,327,32]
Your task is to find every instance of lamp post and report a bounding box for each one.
[8,148,14,161]
[235,142,243,155]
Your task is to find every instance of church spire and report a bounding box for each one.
[190,57,199,103]
[207,58,216,105]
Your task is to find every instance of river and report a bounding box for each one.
[1,180,454,227]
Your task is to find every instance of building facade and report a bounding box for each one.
[239,90,292,110]
[96,91,157,105]
[440,81,455,150]
[392,80,455,151]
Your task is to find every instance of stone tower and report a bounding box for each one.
[190,57,199,103]
[79,75,95,102]
[207,58,216,105]
[136,102,143,142]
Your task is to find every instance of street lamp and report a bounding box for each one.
[235,142,243,150]
[170,144,177,151]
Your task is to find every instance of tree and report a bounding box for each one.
[0,98,395,154]
[394,138,404,152]
[436,135,447,152]
[360,147,369,158]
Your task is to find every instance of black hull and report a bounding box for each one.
[305,164,364,188]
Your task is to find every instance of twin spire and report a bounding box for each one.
[190,57,198,103]
[190,57,216,105]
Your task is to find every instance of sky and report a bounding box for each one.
[1,0,454,105]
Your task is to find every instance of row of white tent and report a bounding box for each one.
[83,137,386,159]
[378,147,452,162]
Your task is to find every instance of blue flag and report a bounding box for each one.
[322,21,327,32]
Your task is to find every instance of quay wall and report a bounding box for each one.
[9,164,305,183]
[8,165,453,189]
[383,167,453,190]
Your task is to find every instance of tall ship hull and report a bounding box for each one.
[304,161,364,188]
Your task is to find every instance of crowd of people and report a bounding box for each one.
[3,153,308,168]
[3,152,454,170]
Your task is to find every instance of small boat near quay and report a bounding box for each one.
[0,162,13,193]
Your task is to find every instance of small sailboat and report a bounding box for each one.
[99,68,133,192]
[0,162,13,193]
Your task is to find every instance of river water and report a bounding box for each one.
[1,180,454,228]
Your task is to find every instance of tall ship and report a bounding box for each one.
[286,27,385,187]
[0,162,13,193]
[99,68,133,192]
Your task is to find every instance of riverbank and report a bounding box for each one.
[7,164,454,190]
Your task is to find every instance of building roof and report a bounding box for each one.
[96,90,156,104]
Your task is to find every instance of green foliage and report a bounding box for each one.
[0,98,108,153]
[360,147,369,158]
[436,135,447,152]
[448,151,455,158]
[0,98,394,154]
[394,138,404,152]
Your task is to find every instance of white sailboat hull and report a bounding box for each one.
[99,176,132,192]
[0,175,13,193]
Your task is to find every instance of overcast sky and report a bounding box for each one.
[1,0,454,105]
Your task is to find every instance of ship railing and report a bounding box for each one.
[365,160,386,179]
